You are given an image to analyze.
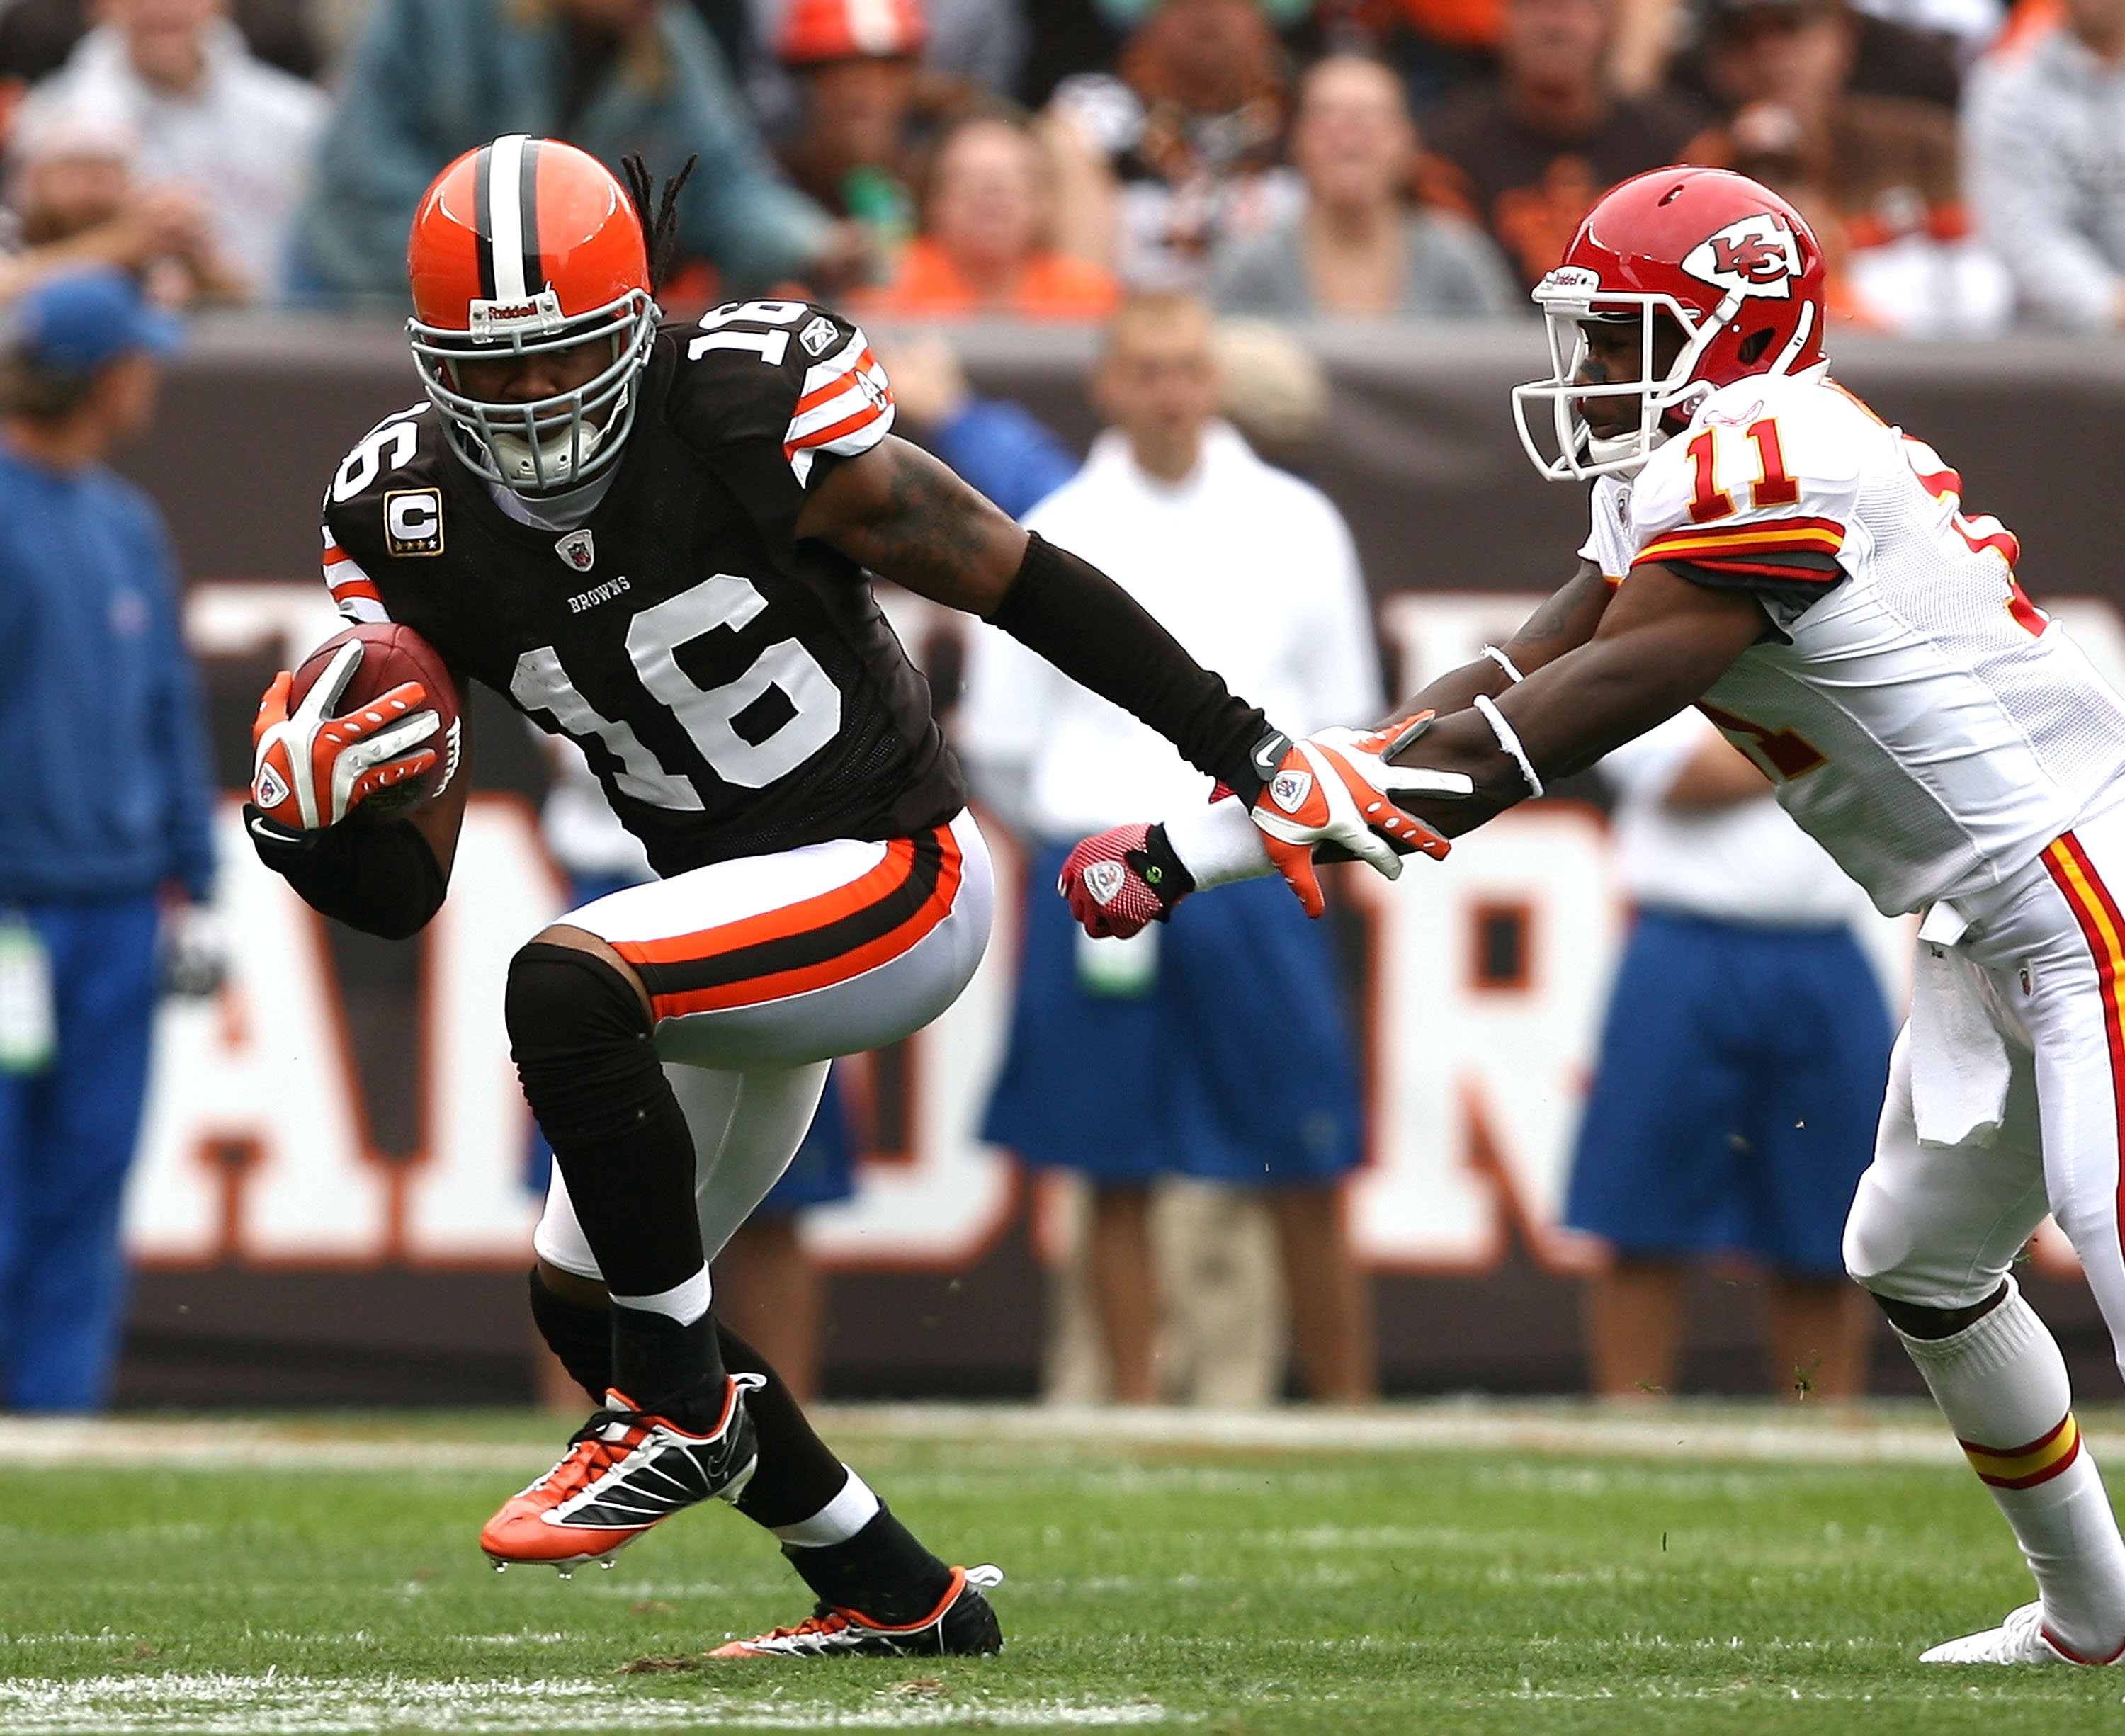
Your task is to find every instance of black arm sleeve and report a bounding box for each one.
[985,533,1284,803]
[244,805,447,941]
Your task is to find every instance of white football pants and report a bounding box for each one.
[1846,800,2125,1368]
[533,810,993,1278]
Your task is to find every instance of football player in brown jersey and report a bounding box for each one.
[245,137,1435,1657]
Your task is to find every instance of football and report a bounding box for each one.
[288,621,463,819]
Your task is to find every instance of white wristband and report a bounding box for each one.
[1472,693,1544,799]
[1163,796,1275,890]
[1481,645,1526,684]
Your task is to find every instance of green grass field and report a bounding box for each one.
[6,1405,2125,1734]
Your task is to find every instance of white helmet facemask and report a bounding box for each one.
[409,285,660,496]
[1510,272,1721,482]
[1509,266,1820,482]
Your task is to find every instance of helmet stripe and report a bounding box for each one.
[518,137,544,295]
[470,142,496,300]
[485,134,533,301]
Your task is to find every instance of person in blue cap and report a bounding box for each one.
[0,265,216,1411]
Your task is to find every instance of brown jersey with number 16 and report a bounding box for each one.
[319,300,965,879]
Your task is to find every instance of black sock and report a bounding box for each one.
[718,1320,850,1527]
[611,1305,728,1426]
[527,1266,610,1403]
[784,1505,953,1624]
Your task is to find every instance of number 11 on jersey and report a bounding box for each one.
[1687,419,1798,523]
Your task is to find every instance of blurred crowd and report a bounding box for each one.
[0,0,2119,334]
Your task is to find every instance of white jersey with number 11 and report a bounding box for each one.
[1580,365,2125,917]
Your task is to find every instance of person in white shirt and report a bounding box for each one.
[16,0,325,302]
[1568,710,1892,1403]
[960,292,1383,1405]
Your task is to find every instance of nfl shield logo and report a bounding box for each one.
[555,528,595,572]
[1084,861,1127,906]
[1270,769,1313,814]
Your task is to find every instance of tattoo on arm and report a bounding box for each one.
[800,437,1027,614]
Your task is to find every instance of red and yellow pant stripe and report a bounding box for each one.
[1959,1413,2083,1490]
[2041,832,2125,1242]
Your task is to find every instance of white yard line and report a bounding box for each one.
[0,1674,1177,1733]
[0,1401,2101,1472]
[821,1402,2005,1466]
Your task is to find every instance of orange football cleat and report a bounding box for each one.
[480,1375,762,1574]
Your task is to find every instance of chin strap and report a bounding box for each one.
[1768,297,1818,376]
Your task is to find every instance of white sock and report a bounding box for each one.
[1896,1277,2125,1659]
[610,1264,711,1327]
[771,1469,881,1548]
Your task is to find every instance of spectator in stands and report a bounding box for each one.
[295,0,861,305]
[1689,0,2007,334]
[17,0,327,303]
[912,0,1031,101]
[0,268,217,1412]
[854,111,1119,316]
[774,0,930,278]
[1369,0,1507,117]
[1210,54,1516,317]
[964,293,1381,1407]
[1041,0,1299,288]
[1420,0,1708,291]
[1667,0,1964,109]
[1566,712,1890,1403]
[1,107,244,305]
[1965,0,2125,331]
[1211,314,1329,470]
[0,0,317,86]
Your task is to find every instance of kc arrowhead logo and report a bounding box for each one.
[1682,214,1802,300]
[1084,861,1127,906]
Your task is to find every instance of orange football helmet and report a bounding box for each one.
[406,135,658,494]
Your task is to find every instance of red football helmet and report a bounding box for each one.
[406,136,658,494]
[1512,166,1828,482]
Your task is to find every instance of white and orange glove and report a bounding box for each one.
[249,641,440,832]
[1245,712,1474,917]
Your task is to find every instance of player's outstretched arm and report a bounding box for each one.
[1392,561,1618,724]
[1381,563,1771,838]
[802,436,1285,806]
[1058,564,1765,938]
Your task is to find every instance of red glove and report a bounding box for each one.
[250,640,440,831]
[1058,824,1194,939]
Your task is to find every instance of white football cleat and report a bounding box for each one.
[1920,1601,2109,1664]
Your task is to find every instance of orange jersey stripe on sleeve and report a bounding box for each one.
[1635,516,1846,569]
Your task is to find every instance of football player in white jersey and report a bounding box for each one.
[1057,164,2125,1664]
